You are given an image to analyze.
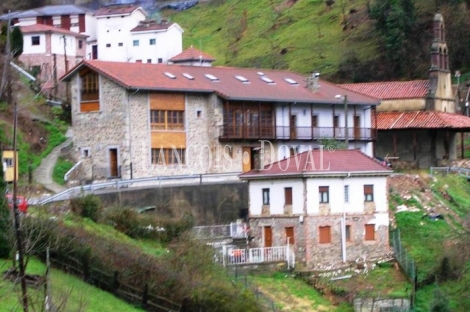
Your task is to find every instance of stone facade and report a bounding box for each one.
[249,213,390,270]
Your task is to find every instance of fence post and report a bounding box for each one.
[113,271,119,294]
[142,283,148,309]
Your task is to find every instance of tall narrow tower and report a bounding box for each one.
[427,13,455,112]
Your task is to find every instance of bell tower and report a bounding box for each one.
[427,13,455,112]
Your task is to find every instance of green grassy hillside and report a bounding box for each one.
[164,0,376,78]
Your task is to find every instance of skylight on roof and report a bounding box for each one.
[257,71,265,76]
[205,74,219,81]
[235,75,249,83]
[164,72,176,79]
[260,76,274,84]
[284,78,298,85]
[182,73,194,80]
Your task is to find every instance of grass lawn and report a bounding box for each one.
[250,272,353,311]
[0,258,144,312]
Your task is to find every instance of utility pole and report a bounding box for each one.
[12,102,28,312]
[344,95,348,148]
[62,36,69,101]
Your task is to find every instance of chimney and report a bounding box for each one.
[307,72,320,92]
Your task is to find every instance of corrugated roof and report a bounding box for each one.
[20,24,88,37]
[377,111,470,129]
[340,80,430,100]
[61,60,380,105]
[239,149,392,179]
[94,5,143,17]
[169,46,216,62]
[1,5,91,19]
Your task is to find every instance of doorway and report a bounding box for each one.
[264,226,272,247]
[109,148,118,178]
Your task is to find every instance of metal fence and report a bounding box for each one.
[390,229,417,308]
[216,245,295,269]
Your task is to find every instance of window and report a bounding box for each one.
[285,227,294,245]
[158,58,163,63]
[319,226,331,244]
[312,115,318,127]
[136,60,142,63]
[334,115,339,128]
[364,185,374,202]
[284,187,292,205]
[133,40,139,46]
[118,42,123,47]
[196,110,202,118]
[80,71,99,111]
[147,59,152,63]
[262,188,270,205]
[78,40,83,49]
[365,224,375,241]
[345,225,351,242]
[81,147,91,158]
[289,147,298,156]
[344,185,349,203]
[150,110,184,130]
[151,148,185,165]
[31,36,40,46]
[149,38,156,45]
[319,186,329,203]
[3,158,13,167]
[106,43,111,48]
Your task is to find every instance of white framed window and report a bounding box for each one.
[262,188,270,205]
[344,185,349,203]
[81,147,91,158]
[133,40,139,46]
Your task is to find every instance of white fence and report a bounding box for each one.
[218,245,295,268]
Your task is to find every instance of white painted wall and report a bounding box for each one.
[248,175,388,217]
[51,33,78,56]
[23,33,46,54]
[248,179,304,215]
[95,9,147,62]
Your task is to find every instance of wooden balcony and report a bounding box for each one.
[219,125,377,141]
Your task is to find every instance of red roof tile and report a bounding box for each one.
[94,5,142,17]
[20,24,88,37]
[169,46,215,62]
[340,80,430,100]
[61,60,380,105]
[377,111,470,129]
[240,150,392,179]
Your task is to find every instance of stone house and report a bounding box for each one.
[61,60,379,181]
[239,149,393,269]
[341,14,470,168]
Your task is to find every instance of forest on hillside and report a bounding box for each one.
[2,0,470,82]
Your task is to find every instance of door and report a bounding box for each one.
[109,148,118,178]
[242,147,252,172]
[290,115,297,139]
[264,226,272,247]
[285,227,294,245]
[92,45,98,59]
[354,116,361,139]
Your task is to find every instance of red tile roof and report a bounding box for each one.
[169,46,215,62]
[61,60,380,105]
[130,21,174,32]
[20,24,88,38]
[340,80,430,100]
[94,5,142,17]
[377,111,470,129]
[240,150,392,179]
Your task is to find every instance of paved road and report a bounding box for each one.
[33,129,73,194]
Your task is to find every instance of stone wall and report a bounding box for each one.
[95,182,248,225]
[249,213,390,270]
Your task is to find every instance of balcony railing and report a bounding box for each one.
[219,125,377,141]
[215,245,295,268]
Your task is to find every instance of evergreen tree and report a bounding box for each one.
[10,26,23,59]
[0,160,11,258]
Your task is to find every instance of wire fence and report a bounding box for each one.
[390,229,417,309]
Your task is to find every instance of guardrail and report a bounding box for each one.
[430,166,470,177]
[39,172,243,205]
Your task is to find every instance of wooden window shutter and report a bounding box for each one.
[365,224,375,241]
[319,226,331,244]
[285,187,293,205]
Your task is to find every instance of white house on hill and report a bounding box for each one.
[239,149,392,269]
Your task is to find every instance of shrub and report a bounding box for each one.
[70,195,102,222]
[102,207,140,237]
